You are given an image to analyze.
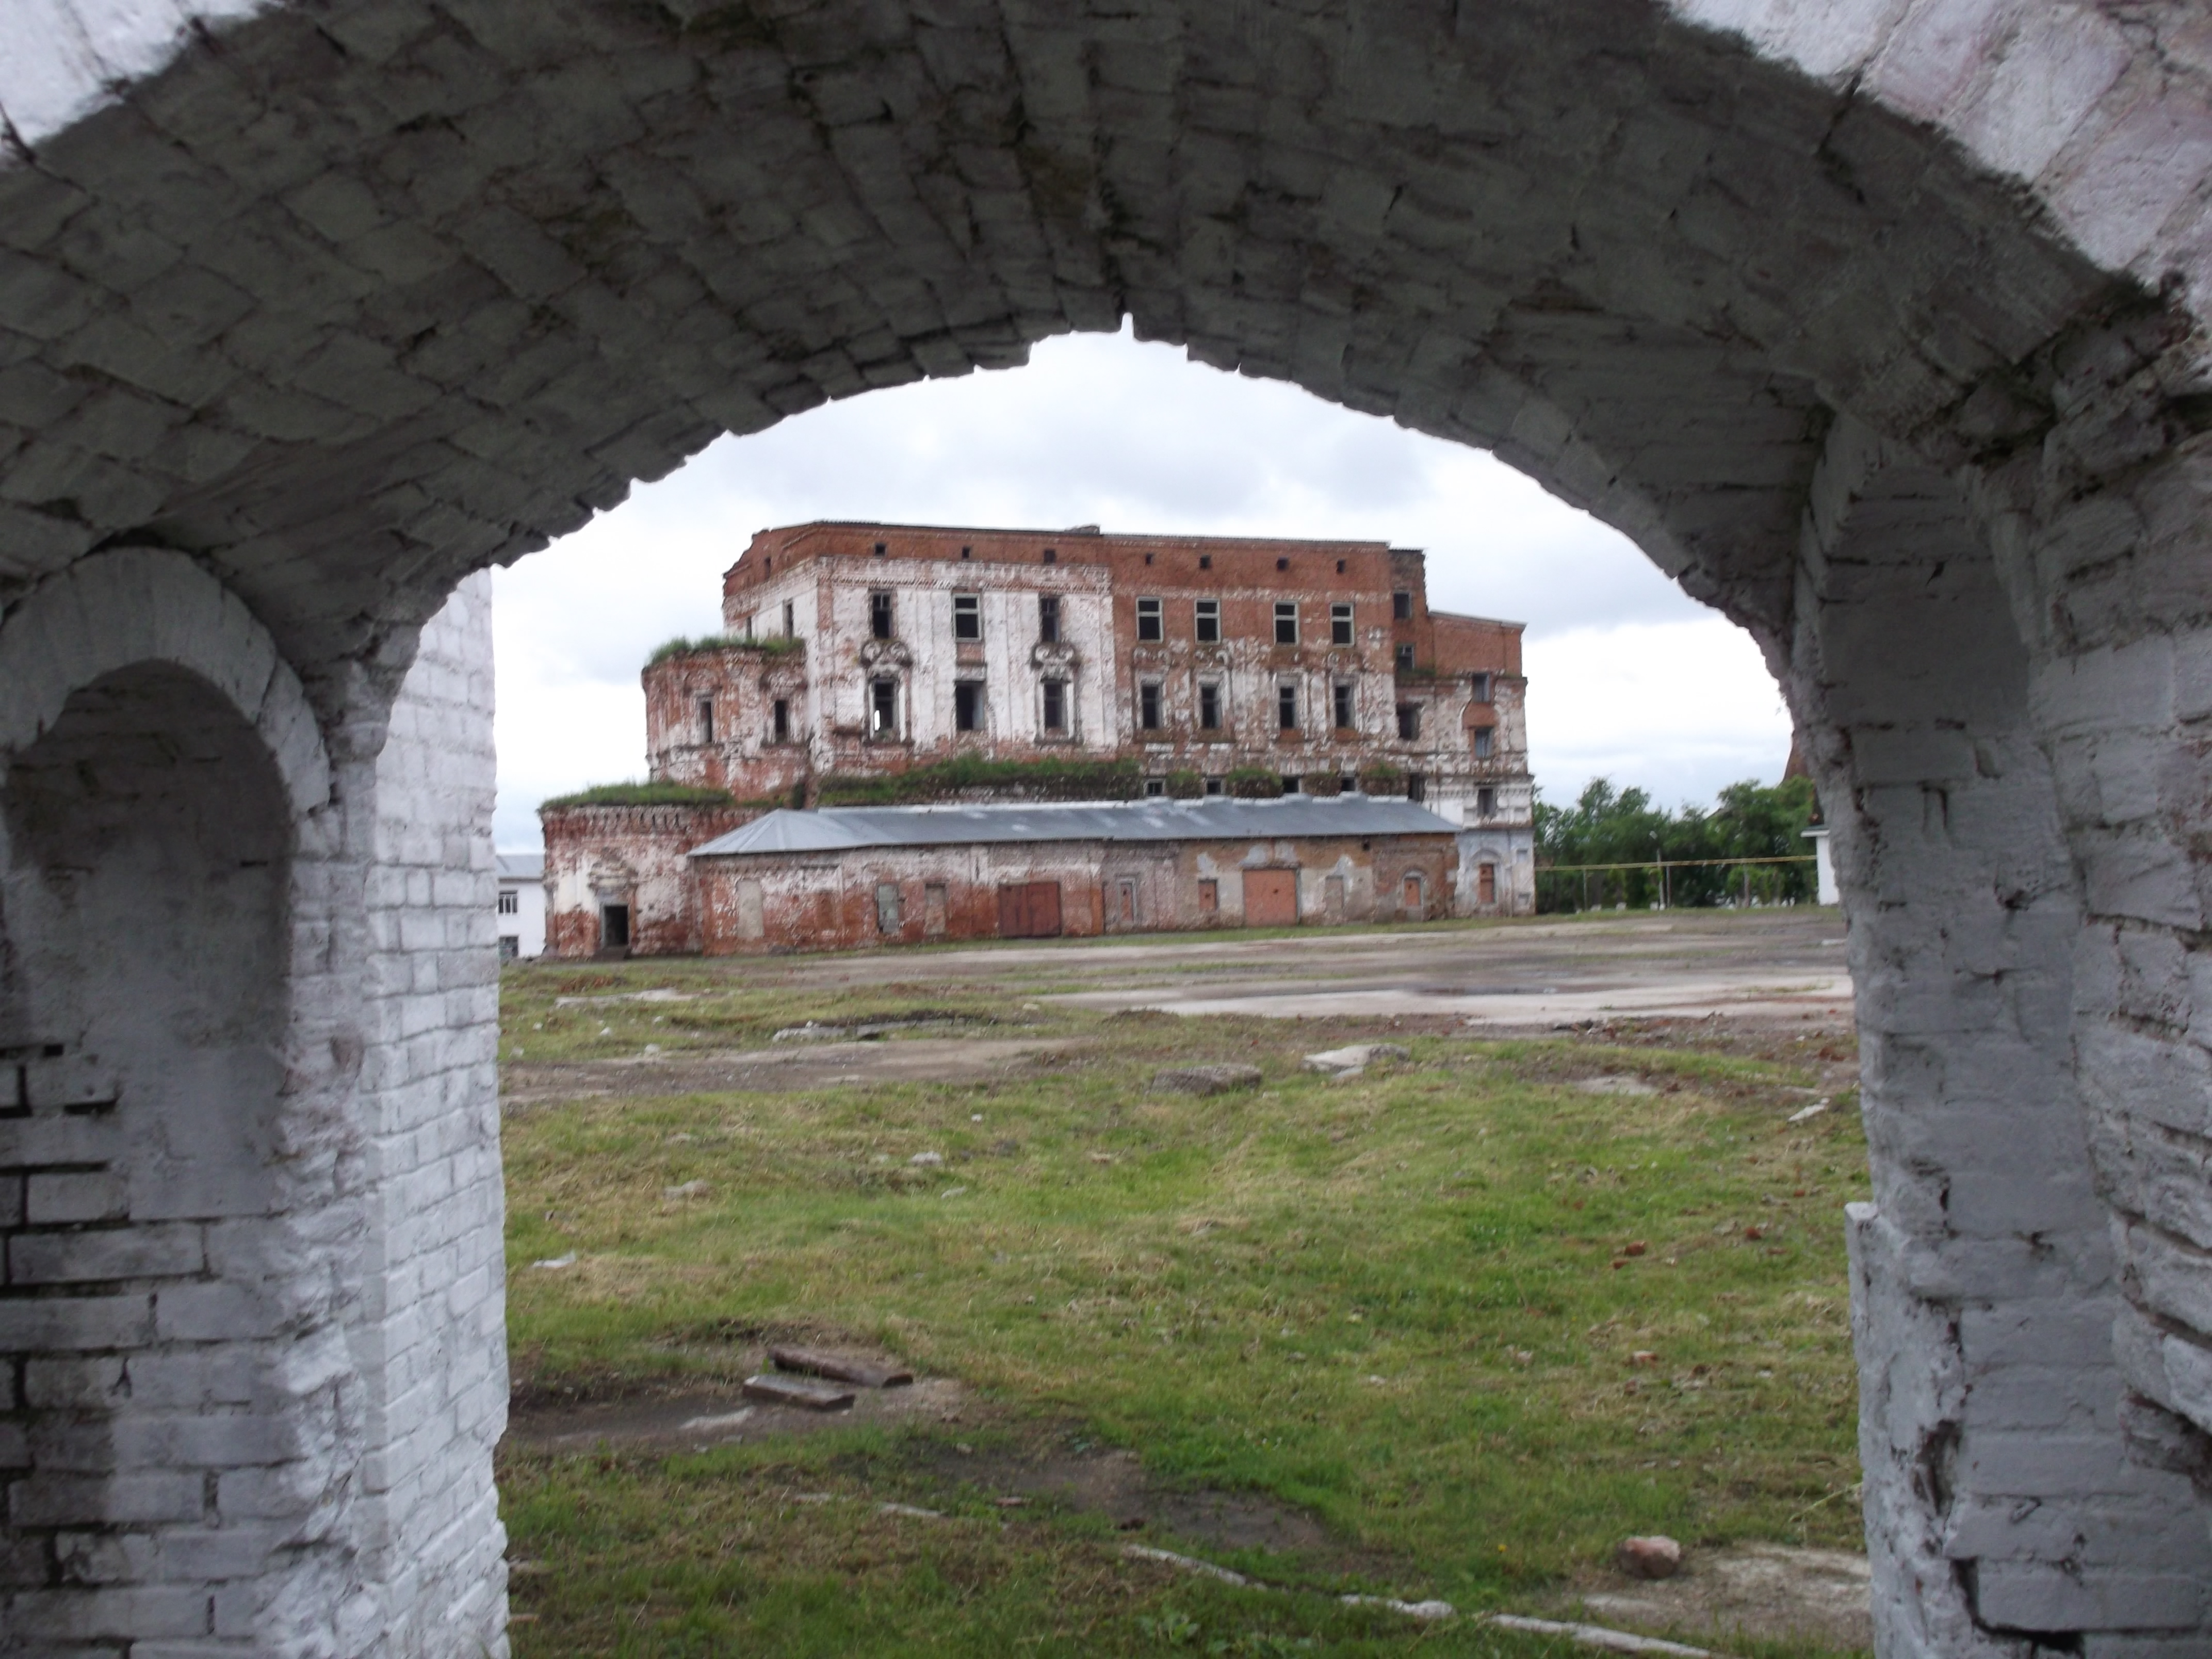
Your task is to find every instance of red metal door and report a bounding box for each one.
[1243,869,1298,926]
[997,881,1063,938]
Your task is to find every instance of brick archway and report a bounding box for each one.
[2,3,2210,1653]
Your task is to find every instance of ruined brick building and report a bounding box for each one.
[545,522,1535,953]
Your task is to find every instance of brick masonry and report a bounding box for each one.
[0,2,2205,1654]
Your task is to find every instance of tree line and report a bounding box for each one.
[1533,775,1822,912]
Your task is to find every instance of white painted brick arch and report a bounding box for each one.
[0,3,2206,1654]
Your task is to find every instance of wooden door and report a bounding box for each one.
[1243,869,1298,926]
[997,881,1064,938]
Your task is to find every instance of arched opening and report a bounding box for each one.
[0,662,311,1647]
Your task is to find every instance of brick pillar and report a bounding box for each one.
[1785,425,2212,1654]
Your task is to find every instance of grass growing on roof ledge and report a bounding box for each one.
[646,632,804,666]
[818,754,1143,807]
[541,781,740,809]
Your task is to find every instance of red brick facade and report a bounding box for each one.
[541,802,760,956]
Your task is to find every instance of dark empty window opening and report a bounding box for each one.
[1276,557,1289,572]
[1333,682,1355,730]
[1395,642,1415,673]
[1397,703,1421,741]
[1204,776,1224,796]
[961,545,972,559]
[601,903,630,950]
[1038,594,1061,643]
[782,599,795,637]
[1277,682,1298,730]
[1393,590,1412,620]
[1470,671,1492,702]
[696,695,714,744]
[1279,774,1300,794]
[1471,724,1493,758]
[1144,552,1154,565]
[870,590,894,640]
[955,680,985,733]
[953,593,982,642]
[1407,772,1426,803]
[772,697,790,743]
[1145,776,1165,797]
[1195,598,1219,642]
[874,542,887,557]
[1139,680,1163,730]
[1042,547,1057,564]
[1199,554,1212,570]
[1042,678,1068,734]
[1336,558,1346,574]
[1274,603,1298,646]
[1331,603,1353,646]
[871,677,899,738]
[1339,774,1357,795]
[1136,596,1163,642]
[1477,786,1497,818]
[1198,682,1221,730]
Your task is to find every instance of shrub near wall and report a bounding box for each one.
[1225,767,1283,799]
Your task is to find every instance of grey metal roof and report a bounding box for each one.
[688,796,1458,858]
[496,853,545,880]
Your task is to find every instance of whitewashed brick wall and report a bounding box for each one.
[356,574,508,1658]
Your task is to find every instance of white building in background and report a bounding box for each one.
[496,853,546,959]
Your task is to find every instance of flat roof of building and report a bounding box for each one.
[689,796,1459,857]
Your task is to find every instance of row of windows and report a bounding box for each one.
[860,589,1442,663]
[692,682,1496,752]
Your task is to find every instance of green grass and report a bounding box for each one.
[499,956,1866,1655]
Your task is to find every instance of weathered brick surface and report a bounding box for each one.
[0,2,2207,1654]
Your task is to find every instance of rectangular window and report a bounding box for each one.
[1333,682,1355,730]
[1470,671,1492,703]
[1471,724,1493,758]
[870,590,894,640]
[1396,703,1421,740]
[1279,774,1300,794]
[953,593,981,641]
[870,676,898,738]
[497,889,519,916]
[1042,678,1068,734]
[696,695,714,744]
[1144,777,1165,798]
[1038,594,1060,643]
[743,613,755,640]
[1136,597,1164,641]
[1407,771,1426,802]
[1198,681,1221,730]
[955,680,985,732]
[1194,598,1219,642]
[782,599,795,637]
[1274,601,1298,645]
[1393,589,1412,621]
[1477,786,1496,818]
[1139,680,1162,730]
[1203,776,1224,796]
[1330,602,1353,646]
[1277,682,1298,729]
[772,697,790,743]
[1395,642,1414,673]
[875,882,901,934]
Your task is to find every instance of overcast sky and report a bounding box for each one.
[490,326,1793,851]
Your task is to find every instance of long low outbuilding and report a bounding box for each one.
[685,795,1465,953]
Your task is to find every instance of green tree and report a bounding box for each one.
[1535,775,1819,912]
